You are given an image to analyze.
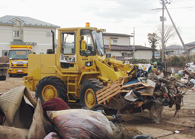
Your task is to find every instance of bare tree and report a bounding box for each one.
[156,24,177,49]
[148,33,159,62]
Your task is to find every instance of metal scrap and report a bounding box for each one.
[96,70,187,123]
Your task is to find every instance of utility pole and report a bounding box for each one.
[164,2,190,60]
[133,27,135,59]
[161,0,165,62]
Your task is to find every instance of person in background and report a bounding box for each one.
[148,62,159,74]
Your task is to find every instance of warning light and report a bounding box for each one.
[86,22,90,27]
[82,66,85,69]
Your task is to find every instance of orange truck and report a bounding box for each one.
[7,45,33,77]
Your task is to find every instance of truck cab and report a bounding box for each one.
[7,45,33,77]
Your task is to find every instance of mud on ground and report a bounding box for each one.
[1,76,195,139]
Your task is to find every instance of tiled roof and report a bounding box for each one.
[0,15,60,28]
[105,45,132,51]
[10,39,37,46]
[103,33,133,37]
[187,46,195,50]
[185,41,195,46]
[165,45,184,50]
[104,45,153,51]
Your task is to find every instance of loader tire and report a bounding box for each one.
[35,76,67,103]
[0,76,6,81]
[80,78,104,109]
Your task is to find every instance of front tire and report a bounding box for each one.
[80,78,104,109]
[35,76,67,103]
[0,76,6,81]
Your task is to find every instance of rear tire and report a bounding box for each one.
[80,78,104,109]
[35,76,67,103]
[9,74,12,77]
[0,76,6,81]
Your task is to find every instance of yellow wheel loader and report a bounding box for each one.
[23,23,147,109]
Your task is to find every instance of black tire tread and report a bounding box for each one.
[80,78,104,108]
[35,76,67,103]
[0,76,6,81]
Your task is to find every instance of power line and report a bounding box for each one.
[0,0,25,10]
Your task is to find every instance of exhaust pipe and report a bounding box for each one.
[51,30,55,54]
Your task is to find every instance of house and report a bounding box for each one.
[186,41,195,54]
[103,32,153,61]
[165,45,185,56]
[0,15,60,56]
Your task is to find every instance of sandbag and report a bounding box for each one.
[28,98,55,139]
[42,98,70,116]
[0,86,36,128]
[0,125,28,139]
[47,109,115,139]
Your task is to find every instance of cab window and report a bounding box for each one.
[61,32,75,54]
[80,29,96,56]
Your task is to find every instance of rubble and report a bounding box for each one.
[170,62,195,89]
[0,65,191,138]
[0,86,145,139]
[95,69,186,124]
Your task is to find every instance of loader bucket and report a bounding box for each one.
[96,77,155,113]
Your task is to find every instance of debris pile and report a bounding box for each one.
[170,62,195,89]
[96,68,187,124]
[0,86,154,139]
[0,65,190,138]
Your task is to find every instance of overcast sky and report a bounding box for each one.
[0,0,194,48]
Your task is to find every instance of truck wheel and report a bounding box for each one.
[9,74,12,77]
[0,76,6,81]
[80,78,104,109]
[35,76,67,103]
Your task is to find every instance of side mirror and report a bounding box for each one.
[81,40,87,50]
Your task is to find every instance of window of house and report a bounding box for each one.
[106,54,111,58]
[122,52,133,57]
[2,50,8,57]
[111,39,118,44]
[13,30,19,38]
[122,53,127,57]
[127,53,133,57]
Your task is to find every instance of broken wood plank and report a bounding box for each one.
[98,90,122,104]
[97,86,121,101]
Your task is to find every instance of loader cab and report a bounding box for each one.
[80,29,105,56]
[58,23,105,70]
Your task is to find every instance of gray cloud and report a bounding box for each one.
[83,0,160,21]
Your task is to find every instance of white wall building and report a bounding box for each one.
[0,15,60,56]
[103,32,153,61]
[186,41,195,54]
[165,45,185,56]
